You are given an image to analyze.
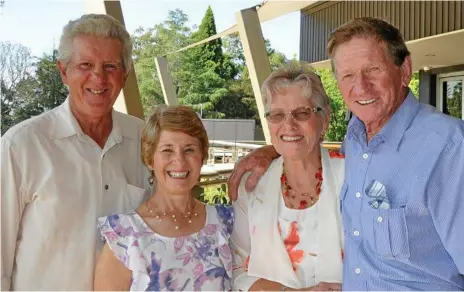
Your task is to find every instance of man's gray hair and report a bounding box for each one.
[261,61,330,120]
[58,14,133,74]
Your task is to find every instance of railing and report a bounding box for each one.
[199,140,342,188]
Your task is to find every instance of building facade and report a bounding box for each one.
[300,1,464,120]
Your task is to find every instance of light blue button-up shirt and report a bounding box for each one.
[341,91,464,290]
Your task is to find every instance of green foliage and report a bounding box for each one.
[131,7,290,123]
[132,9,192,114]
[176,6,238,118]
[201,184,229,205]
[446,82,462,119]
[34,50,68,110]
[409,72,419,98]
[1,42,33,135]
[316,69,347,142]
[1,44,67,135]
[12,50,68,123]
[221,33,287,125]
[1,79,16,135]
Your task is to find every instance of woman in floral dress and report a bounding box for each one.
[94,105,234,291]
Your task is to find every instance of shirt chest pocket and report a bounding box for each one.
[372,207,410,259]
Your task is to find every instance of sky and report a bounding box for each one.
[0,0,300,59]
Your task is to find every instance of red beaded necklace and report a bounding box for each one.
[280,161,323,209]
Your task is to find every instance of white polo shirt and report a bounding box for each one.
[1,99,150,290]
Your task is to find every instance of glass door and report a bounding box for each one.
[437,73,464,120]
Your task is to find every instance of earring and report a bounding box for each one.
[148,168,155,186]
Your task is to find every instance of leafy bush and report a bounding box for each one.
[201,184,229,205]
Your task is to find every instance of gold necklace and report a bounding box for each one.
[144,199,198,230]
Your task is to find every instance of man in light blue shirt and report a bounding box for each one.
[340,91,464,290]
[228,17,464,290]
[329,17,464,290]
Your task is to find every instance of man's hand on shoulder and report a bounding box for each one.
[227,145,279,201]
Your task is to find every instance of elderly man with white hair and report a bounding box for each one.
[1,14,149,290]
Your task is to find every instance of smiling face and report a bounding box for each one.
[333,37,411,133]
[58,34,126,119]
[268,84,326,160]
[150,130,203,196]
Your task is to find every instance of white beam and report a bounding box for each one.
[155,57,178,105]
[83,0,144,119]
[236,7,272,144]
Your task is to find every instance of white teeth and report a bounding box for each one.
[89,89,105,94]
[281,135,303,142]
[358,98,377,105]
[168,171,189,178]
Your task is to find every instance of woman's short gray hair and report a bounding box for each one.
[261,61,330,120]
[58,14,132,74]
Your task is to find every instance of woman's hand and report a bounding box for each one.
[227,145,279,201]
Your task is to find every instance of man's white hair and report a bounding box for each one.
[58,14,132,74]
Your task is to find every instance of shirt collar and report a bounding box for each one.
[346,114,366,145]
[376,91,420,150]
[52,97,85,139]
[346,91,421,150]
[52,97,137,142]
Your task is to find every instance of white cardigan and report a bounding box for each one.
[231,148,345,291]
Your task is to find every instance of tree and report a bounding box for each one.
[34,50,68,111]
[185,6,236,80]
[1,42,33,135]
[1,79,16,135]
[221,33,288,125]
[316,69,347,142]
[1,46,68,135]
[446,82,462,119]
[13,51,68,124]
[176,6,236,118]
[0,42,33,91]
[132,9,192,115]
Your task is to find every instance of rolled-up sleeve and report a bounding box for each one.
[426,139,464,274]
[230,175,260,291]
[1,138,25,290]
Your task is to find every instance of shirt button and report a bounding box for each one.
[377,216,383,222]
[355,192,361,198]
[353,230,360,236]
[355,268,361,274]
[104,184,109,190]
[362,153,369,159]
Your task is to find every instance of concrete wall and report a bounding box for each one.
[202,119,256,142]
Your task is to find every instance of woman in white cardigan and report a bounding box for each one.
[231,62,344,291]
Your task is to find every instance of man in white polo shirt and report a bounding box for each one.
[1,14,149,290]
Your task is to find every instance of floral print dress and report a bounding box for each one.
[98,204,234,291]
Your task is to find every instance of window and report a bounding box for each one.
[437,72,464,120]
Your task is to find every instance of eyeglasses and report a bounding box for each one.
[265,106,322,124]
